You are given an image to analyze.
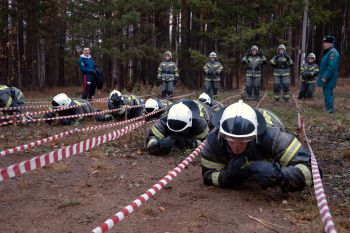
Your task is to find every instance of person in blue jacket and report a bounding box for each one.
[78,47,97,100]
[317,36,340,113]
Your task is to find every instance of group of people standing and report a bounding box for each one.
[76,35,339,113]
[154,36,340,112]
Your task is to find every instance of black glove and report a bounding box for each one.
[158,137,176,154]
[43,112,56,125]
[60,118,74,125]
[184,138,199,148]
[248,161,283,189]
[220,155,250,187]
[215,70,221,75]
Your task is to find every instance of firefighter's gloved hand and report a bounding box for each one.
[60,118,73,125]
[171,135,186,147]
[104,114,114,121]
[43,112,56,125]
[248,161,283,189]
[219,155,250,187]
[184,138,200,148]
[158,137,176,154]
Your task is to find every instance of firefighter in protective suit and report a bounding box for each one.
[144,97,172,121]
[201,100,312,192]
[270,44,293,101]
[0,85,25,115]
[198,92,224,112]
[241,45,267,100]
[203,52,223,97]
[146,99,211,155]
[107,90,144,119]
[299,53,319,100]
[157,51,179,98]
[44,93,111,125]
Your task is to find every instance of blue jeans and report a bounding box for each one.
[323,87,334,112]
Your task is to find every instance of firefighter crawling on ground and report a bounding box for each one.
[146,99,212,155]
[201,100,313,192]
[44,93,112,125]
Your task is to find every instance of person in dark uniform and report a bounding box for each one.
[270,44,293,101]
[0,85,25,115]
[157,51,179,98]
[299,53,319,100]
[198,92,224,112]
[146,99,210,155]
[201,100,312,192]
[241,45,267,100]
[44,93,111,125]
[107,90,144,119]
[317,36,340,113]
[144,97,171,121]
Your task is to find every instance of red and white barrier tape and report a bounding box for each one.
[90,141,206,233]
[0,105,144,126]
[25,97,110,105]
[0,121,145,182]
[0,104,49,111]
[293,95,337,233]
[0,108,164,157]
[90,98,109,103]
[300,116,337,233]
[25,100,50,104]
[0,120,12,127]
[0,102,91,120]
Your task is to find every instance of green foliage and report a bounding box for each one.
[189,49,207,68]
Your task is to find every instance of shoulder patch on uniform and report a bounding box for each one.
[329,52,334,60]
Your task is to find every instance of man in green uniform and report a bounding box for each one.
[317,36,340,113]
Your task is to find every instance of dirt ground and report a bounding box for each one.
[0,80,349,233]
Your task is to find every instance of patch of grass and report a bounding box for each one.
[90,160,106,171]
[58,199,81,209]
[16,179,32,190]
[337,216,350,231]
[51,162,71,173]
[142,205,158,217]
[89,149,105,159]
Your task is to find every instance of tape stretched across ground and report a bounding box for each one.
[0,102,91,120]
[292,95,337,233]
[300,116,337,233]
[0,121,145,182]
[0,108,164,157]
[90,141,206,233]
[0,105,144,126]
[0,104,49,111]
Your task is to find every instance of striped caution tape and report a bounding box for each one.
[292,95,337,233]
[300,116,337,233]
[0,121,146,182]
[0,105,144,126]
[0,102,91,120]
[90,141,206,233]
[0,104,49,111]
[0,108,164,157]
